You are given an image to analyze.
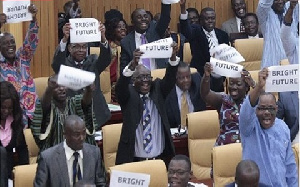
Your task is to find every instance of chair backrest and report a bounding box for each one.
[13,163,38,187]
[90,47,112,103]
[235,38,264,71]
[187,110,220,180]
[102,123,122,171]
[109,160,168,187]
[24,129,39,164]
[33,77,49,100]
[292,143,299,172]
[151,67,197,80]
[212,143,242,187]
[183,42,192,64]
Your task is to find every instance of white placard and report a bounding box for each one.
[139,37,173,59]
[57,65,95,91]
[265,64,299,92]
[110,170,150,187]
[210,44,245,63]
[162,0,180,4]
[3,0,32,23]
[210,57,243,78]
[69,18,101,43]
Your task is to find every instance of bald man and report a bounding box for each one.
[226,160,268,187]
[34,115,106,187]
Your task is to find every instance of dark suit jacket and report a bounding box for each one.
[34,142,105,187]
[0,146,8,187]
[51,44,111,128]
[165,72,206,128]
[180,19,229,92]
[119,3,171,73]
[115,63,177,165]
[0,127,29,179]
[277,91,299,141]
[226,182,271,187]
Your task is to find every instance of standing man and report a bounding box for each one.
[180,0,229,92]
[239,68,298,186]
[221,0,247,35]
[34,115,106,187]
[119,0,172,72]
[115,43,179,165]
[165,62,206,128]
[52,21,111,128]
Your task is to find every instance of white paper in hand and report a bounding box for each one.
[3,0,33,23]
[162,0,180,4]
[210,44,245,63]
[139,37,173,59]
[210,57,243,78]
[69,18,101,43]
[57,65,95,91]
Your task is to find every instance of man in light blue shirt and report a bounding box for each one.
[239,68,298,186]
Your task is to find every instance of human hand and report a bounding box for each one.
[129,49,144,70]
[99,21,107,43]
[258,68,268,89]
[180,0,186,13]
[241,70,256,88]
[204,62,212,77]
[289,0,298,9]
[62,23,72,43]
[28,4,38,21]
[170,42,178,60]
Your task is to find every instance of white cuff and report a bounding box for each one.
[60,39,67,52]
[169,56,180,66]
[180,11,188,20]
[100,40,109,48]
[122,63,135,77]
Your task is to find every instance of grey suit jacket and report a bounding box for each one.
[221,17,239,36]
[34,143,105,187]
[277,91,299,142]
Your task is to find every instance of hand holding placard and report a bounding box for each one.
[210,57,243,77]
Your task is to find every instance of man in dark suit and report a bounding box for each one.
[34,115,106,187]
[115,43,179,165]
[179,0,229,92]
[166,62,206,128]
[52,22,111,128]
[226,160,269,187]
[277,91,299,144]
[119,1,172,72]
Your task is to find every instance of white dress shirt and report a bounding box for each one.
[236,17,242,32]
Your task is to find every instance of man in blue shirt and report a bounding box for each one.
[239,68,298,186]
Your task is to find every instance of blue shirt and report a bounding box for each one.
[239,96,298,186]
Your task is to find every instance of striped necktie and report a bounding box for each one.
[142,95,152,153]
[73,152,82,185]
[207,32,216,50]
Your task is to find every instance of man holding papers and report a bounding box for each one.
[52,20,111,128]
[115,43,179,165]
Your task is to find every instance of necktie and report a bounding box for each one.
[240,21,245,32]
[142,95,152,153]
[180,92,188,128]
[76,63,83,69]
[207,32,216,50]
[73,152,82,185]
[140,34,151,70]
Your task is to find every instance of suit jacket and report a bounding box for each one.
[277,91,299,141]
[165,72,206,128]
[115,63,177,165]
[119,3,171,73]
[226,182,271,187]
[180,19,229,92]
[0,146,8,187]
[51,44,111,128]
[221,17,239,35]
[34,142,105,187]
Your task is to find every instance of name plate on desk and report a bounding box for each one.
[110,170,150,187]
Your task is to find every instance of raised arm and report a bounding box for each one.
[81,84,93,109]
[256,0,273,33]
[41,77,57,113]
[200,62,223,110]
[0,13,6,30]
[18,4,39,64]
[249,68,268,107]
[155,2,171,38]
[179,0,197,40]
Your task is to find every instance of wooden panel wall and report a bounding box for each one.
[2,0,259,78]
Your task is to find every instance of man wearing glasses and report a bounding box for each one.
[239,68,298,186]
[115,43,179,165]
[51,21,111,128]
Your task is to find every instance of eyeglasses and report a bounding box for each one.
[168,169,189,176]
[136,74,152,81]
[256,106,276,113]
[71,44,87,51]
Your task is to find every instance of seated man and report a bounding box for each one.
[226,160,269,187]
[52,21,111,128]
[222,0,247,35]
[168,155,194,187]
[239,68,298,186]
[31,74,97,152]
[166,62,206,128]
[34,115,106,187]
[115,43,179,165]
